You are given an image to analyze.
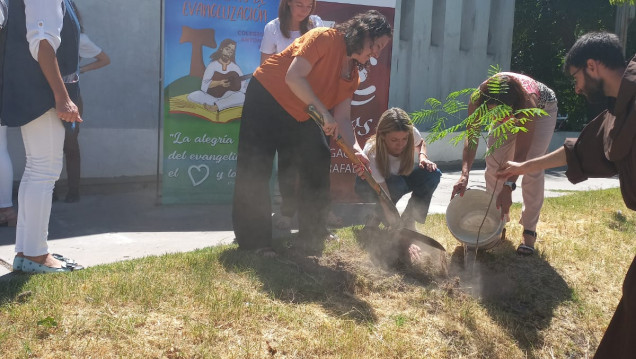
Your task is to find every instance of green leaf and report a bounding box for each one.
[411,65,544,159]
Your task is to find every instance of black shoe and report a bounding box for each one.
[64,193,80,203]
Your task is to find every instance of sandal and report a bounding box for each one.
[517,229,537,256]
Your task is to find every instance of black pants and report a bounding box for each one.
[277,147,298,217]
[232,79,331,250]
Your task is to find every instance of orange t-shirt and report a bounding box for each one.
[253,27,360,122]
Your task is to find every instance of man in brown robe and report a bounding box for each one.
[498,31,636,359]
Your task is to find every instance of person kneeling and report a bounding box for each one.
[356,107,441,230]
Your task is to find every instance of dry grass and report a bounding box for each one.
[1,188,634,358]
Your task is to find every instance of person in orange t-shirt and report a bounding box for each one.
[232,10,392,256]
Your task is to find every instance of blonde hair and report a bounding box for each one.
[367,107,415,178]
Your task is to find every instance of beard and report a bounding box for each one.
[582,72,606,104]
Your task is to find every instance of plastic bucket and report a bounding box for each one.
[445,189,504,250]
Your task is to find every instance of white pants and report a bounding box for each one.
[484,101,558,231]
[0,124,13,208]
[187,90,245,111]
[15,109,65,256]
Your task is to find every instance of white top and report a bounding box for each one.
[200,60,244,93]
[0,0,8,29]
[79,33,102,58]
[25,0,65,61]
[260,15,323,54]
[363,128,423,184]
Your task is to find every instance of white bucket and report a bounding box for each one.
[445,189,504,250]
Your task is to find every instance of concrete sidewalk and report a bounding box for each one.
[0,169,620,278]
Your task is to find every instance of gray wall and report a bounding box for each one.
[7,0,162,180]
[390,0,515,123]
[7,0,519,181]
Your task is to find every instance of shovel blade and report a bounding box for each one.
[396,228,446,252]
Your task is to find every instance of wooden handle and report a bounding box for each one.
[306,105,400,226]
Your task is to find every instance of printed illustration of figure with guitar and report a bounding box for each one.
[187,38,250,112]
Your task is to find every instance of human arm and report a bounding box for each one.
[78,33,110,73]
[285,55,337,136]
[417,140,437,172]
[26,0,80,123]
[497,146,567,178]
[199,62,230,91]
[260,52,272,65]
[80,51,110,73]
[38,37,81,123]
[332,97,370,173]
[259,20,277,65]
[451,100,480,198]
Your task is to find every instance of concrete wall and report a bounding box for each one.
[426,131,579,164]
[6,0,523,181]
[389,0,515,121]
[6,0,161,181]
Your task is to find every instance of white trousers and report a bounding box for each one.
[15,109,65,256]
[187,90,245,111]
[0,124,13,208]
[484,101,558,231]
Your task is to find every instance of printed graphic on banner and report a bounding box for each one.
[314,1,395,202]
[162,0,277,204]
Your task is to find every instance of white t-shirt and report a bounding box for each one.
[364,128,423,184]
[79,33,102,58]
[260,15,324,54]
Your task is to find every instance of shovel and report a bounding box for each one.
[305,105,446,256]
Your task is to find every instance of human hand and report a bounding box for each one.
[496,187,513,220]
[353,151,370,179]
[56,98,82,124]
[497,161,526,179]
[451,174,468,199]
[321,112,339,138]
[419,158,438,172]
[407,243,422,263]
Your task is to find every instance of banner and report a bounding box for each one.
[162,0,277,204]
[314,0,395,202]
[161,0,395,204]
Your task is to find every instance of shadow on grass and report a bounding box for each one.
[449,240,573,354]
[218,238,378,324]
[0,272,32,305]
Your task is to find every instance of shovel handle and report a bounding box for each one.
[306,105,400,225]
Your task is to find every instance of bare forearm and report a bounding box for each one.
[461,138,478,176]
[80,51,110,73]
[37,40,70,103]
[260,52,271,65]
[286,75,326,113]
[524,147,567,172]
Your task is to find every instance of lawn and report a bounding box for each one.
[1,188,634,358]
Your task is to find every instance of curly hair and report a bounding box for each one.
[278,0,317,39]
[335,10,393,58]
[367,107,415,178]
[473,73,526,111]
[564,32,625,72]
